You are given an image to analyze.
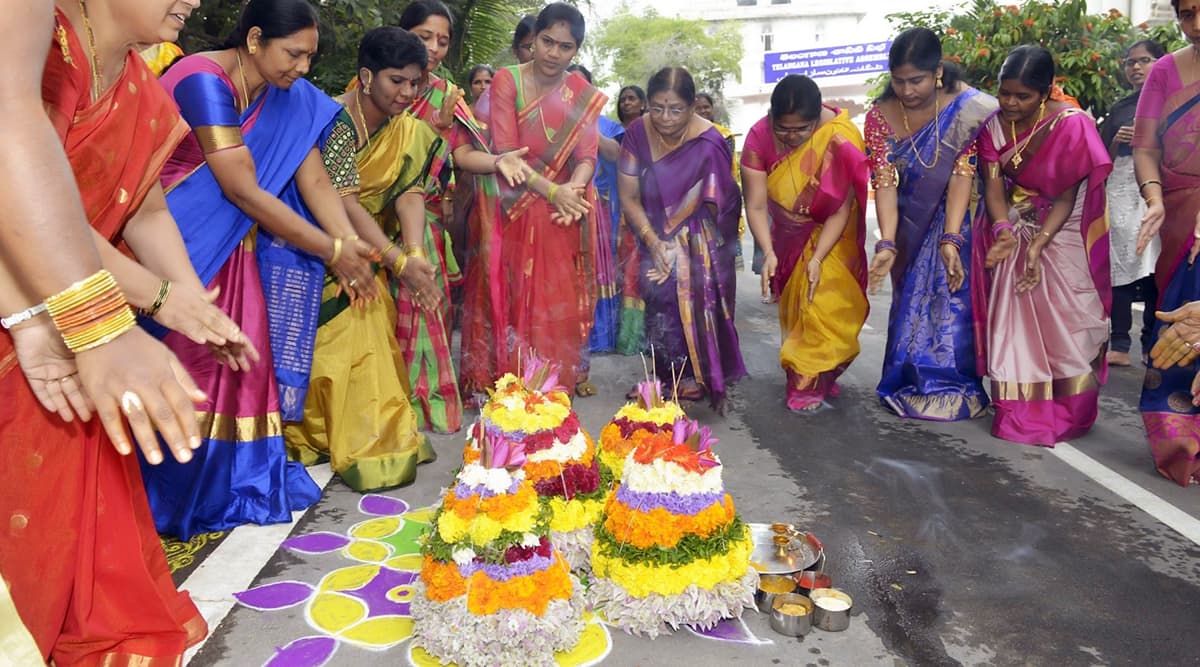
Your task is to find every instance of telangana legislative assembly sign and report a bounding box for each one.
[763,41,892,84]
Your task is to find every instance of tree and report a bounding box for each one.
[885,0,1184,119]
[587,8,743,103]
[178,0,541,94]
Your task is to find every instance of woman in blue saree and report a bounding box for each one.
[144,0,379,539]
[865,28,996,421]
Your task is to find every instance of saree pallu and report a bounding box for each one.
[399,75,481,432]
[588,115,625,354]
[489,67,606,389]
[145,61,328,538]
[765,111,869,409]
[622,121,747,406]
[1137,75,1200,486]
[458,93,511,399]
[971,109,1112,446]
[876,90,995,421]
[0,17,204,664]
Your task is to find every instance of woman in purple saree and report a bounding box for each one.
[972,46,1112,446]
[1133,0,1200,486]
[617,67,745,407]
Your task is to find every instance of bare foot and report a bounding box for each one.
[1107,351,1132,367]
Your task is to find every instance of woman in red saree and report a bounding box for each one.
[0,0,264,662]
[1133,0,1200,487]
[972,46,1112,446]
[485,2,605,391]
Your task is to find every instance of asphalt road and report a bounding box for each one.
[186,231,1200,667]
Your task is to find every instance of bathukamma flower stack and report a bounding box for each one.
[412,430,584,666]
[597,379,686,482]
[463,357,605,570]
[590,418,758,637]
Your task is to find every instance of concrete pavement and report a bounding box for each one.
[185,233,1200,667]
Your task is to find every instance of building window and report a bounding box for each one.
[771,0,791,4]
[762,25,773,52]
[736,0,756,5]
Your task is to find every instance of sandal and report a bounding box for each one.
[576,380,598,398]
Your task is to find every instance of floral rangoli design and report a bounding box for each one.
[233,494,612,667]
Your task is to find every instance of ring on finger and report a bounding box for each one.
[349,279,359,288]
[120,390,145,416]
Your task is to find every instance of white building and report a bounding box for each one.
[635,0,1176,140]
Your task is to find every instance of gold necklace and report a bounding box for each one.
[77,0,103,101]
[354,89,373,150]
[653,122,686,156]
[1008,102,1046,169]
[234,49,251,114]
[900,93,940,169]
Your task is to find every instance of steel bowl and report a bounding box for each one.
[794,570,832,596]
[755,574,797,613]
[769,593,814,637]
[810,587,853,632]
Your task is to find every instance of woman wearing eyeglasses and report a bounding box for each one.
[865,28,997,421]
[618,67,745,407]
[1098,40,1165,368]
[742,75,868,411]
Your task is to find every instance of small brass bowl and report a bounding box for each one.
[755,574,797,613]
[769,593,814,637]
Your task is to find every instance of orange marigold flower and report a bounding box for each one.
[977,47,990,58]
[464,555,573,615]
[945,27,958,35]
[1090,52,1101,62]
[421,555,467,601]
[444,483,539,522]
[1023,18,1034,26]
[603,494,736,549]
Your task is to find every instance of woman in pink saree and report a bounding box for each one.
[973,46,1112,446]
[1133,0,1200,486]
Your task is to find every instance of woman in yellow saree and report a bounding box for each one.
[285,28,445,490]
[742,75,870,411]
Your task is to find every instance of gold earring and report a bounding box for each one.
[936,74,943,89]
[248,45,257,55]
[1039,99,1045,113]
[364,73,373,95]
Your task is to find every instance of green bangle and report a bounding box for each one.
[548,183,560,204]
[142,279,172,317]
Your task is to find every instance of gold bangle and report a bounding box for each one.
[1145,196,1162,206]
[62,307,137,353]
[44,270,120,315]
[328,237,343,266]
[404,245,428,260]
[392,251,408,276]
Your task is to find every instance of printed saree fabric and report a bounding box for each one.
[144,54,326,539]
[397,74,479,431]
[1134,56,1200,486]
[742,109,869,409]
[486,65,606,389]
[621,117,746,406]
[589,115,626,354]
[283,109,438,491]
[973,106,1112,446]
[866,89,996,421]
[0,13,204,665]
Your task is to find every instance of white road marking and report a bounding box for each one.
[1050,442,1200,547]
[182,463,334,664]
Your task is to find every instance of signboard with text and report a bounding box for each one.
[763,41,892,84]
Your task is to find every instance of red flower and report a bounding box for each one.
[1023,18,1034,27]
[978,47,990,58]
[946,27,958,35]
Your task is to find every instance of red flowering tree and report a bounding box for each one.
[885,0,1184,118]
